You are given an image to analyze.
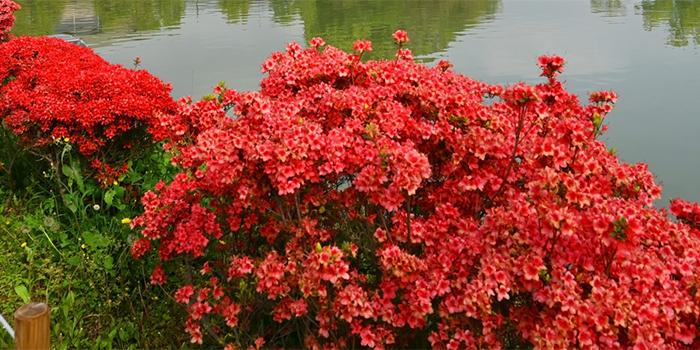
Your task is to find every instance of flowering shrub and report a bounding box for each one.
[0,0,19,42]
[0,36,176,184]
[133,32,700,349]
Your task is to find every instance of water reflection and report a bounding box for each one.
[268,0,299,25]
[590,0,629,17]
[287,0,501,61]
[637,0,700,47]
[218,0,251,24]
[213,0,503,61]
[94,0,186,32]
[10,0,67,36]
[10,1,700,52]
[11,0,186,39]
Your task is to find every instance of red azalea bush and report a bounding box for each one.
[133,32,700,349]
[0,36,176,183]
[0,0,19,42]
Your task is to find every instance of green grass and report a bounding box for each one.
[0,139,192,349]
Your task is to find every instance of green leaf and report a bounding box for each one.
[119,329,129,342]
[15,284,30,303]
[65,192,80,213]
[104,190,115,207]
[103,256,114,270]
[83,231,109,248]
[66,290,75,306]
[62,164,72,178]
[71,159,84,192]
[83,183,96,196]
[67,255,81,266]
[270,212,283,221]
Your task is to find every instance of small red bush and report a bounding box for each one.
[0,0,19,42]
[133,32,700,349]
[0,36,176,183]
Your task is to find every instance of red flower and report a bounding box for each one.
[150,266,166,285]
[589,90,618,104]
[131,238,150,260]
[0,36,176,184]
[286,42,302,56]
[438,60,453,72]
[396,48,414,61]
[392,30,409,45]
[175,285,194,303]
[537,54,565,78]
[130,33,700,349]
[523,263,541,281]
[309,37,325,48]
[200,262,211,275]
[0,0,20,41]
[353,39,373,54]
[253,337,265,350]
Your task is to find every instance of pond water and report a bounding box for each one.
[10,0,700,206]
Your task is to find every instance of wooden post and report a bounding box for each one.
[14,302,50,350]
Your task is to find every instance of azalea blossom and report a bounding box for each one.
[126,33,700,349]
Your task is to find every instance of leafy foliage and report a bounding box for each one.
[0,35,176,184]
[0,4,188,348]
[132,32,700,349]
[3,0,700,347]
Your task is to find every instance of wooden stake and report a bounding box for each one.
[14,302,50,350]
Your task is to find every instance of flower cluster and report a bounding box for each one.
[0,36,176,183]
[392,30,409,45]
[537,54,565,79]
[0,0,19,42]
[132,31,700,349]
[669,198,700,230]
[353,39,373,54]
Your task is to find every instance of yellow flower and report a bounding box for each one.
[219,240,226,244]
[81,244,87,249]
[21,242,27,248]
[121,218,132,224]
[64,137,70,142]
[113,181,118,185]
[5,221,9,225]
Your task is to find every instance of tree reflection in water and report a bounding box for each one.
[637,0,700,47]
[590,0,700,47]
[276,0,502,61]
[11,0,67,36]
[590,0,628,17]
[218,0,251,24]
